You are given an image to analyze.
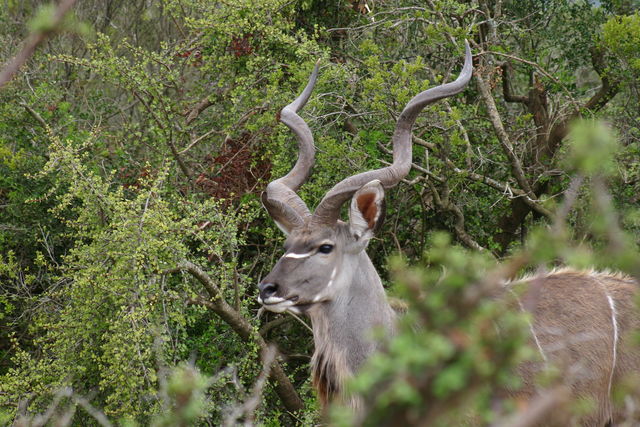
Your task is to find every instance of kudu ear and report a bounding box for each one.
[262,193,303,236]
[349,180,385,242]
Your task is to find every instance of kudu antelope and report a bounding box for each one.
[257,43,640,425]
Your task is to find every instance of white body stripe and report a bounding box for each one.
[606,294,619,398]
[510,289,548,364]
[528,322,548,364]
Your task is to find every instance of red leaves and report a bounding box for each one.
[229,33,254,57]
[175,49,202,67]
[196,133,270,203]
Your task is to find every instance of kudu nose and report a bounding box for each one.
[259,282,279,299]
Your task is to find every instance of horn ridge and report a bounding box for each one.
[263,61,321,221]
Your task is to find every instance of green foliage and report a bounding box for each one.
[151,364,210,427]
[602,12,640,76]
[1,130,260,420]
[26,2,91,37]
[2,0,338,422]
[27,3,61,33]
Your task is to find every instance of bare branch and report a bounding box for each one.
[19,102,48,128]
[477,50,579,111]
[179,128,222,155]
[258,315,293,336]
[185,98,214,125]
[223,346,277,427]
[552,174,584,236]
[379,142,549,212]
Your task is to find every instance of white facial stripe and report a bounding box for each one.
[326,267,337,288]
[283,252,313,259]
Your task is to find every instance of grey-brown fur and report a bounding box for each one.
[509,269,640,426]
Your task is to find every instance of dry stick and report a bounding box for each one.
[223,346,277,427]
[166,261,304,413]
[179,127,222,155]
[0,0,78,88]
[286,310,313,334]
[21,387,113,427]
[259,315,293,336]
[592,176,625,251]
[378,143,541,202]
[69,392,114,427]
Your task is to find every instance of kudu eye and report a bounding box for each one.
[318,244,334,254]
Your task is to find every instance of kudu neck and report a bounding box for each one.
[307,251,396,405]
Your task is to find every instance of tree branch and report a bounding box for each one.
[427,181,486,251]
[223,346,277,427]
[166,261,304,413]
[185,98,214,125]
[379,142,548,212]
[583,46,619,112]
[19,102,48,128]
[474,70,552,219]
[132,91,192,180]
[500,62,528,104]
[477,50,579,110]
